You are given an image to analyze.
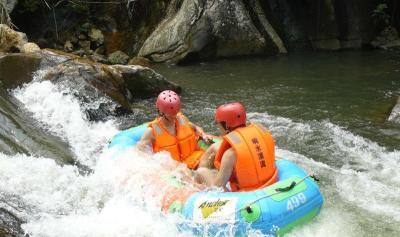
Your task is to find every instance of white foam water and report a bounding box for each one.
[249,112,400,234]
[12,78,118,167]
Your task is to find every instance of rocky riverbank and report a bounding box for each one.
[1,0,398,65]
[0,25,180,121]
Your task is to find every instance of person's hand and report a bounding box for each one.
[201,133,214,145]
[136,141,152,154]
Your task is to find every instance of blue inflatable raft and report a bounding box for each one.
[109,124,324,236]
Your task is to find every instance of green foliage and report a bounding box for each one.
[372,2,390,26]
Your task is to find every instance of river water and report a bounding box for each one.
[0,51,399,237]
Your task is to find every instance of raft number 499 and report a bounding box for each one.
[286,193,307,212]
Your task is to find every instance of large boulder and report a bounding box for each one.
[0,49,180,121]
[0,24,28,52]
[388,97,400,123]
[20,42,41,53]
[112,64,179,98]
[138,0,286,63]
[37,49,180,120]
[0,53,42,89]
[0,208,24,237]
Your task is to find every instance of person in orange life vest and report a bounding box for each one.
[137,90,213,169]
[195,102,278,191]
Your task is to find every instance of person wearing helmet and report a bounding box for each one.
[137,90,213,169]
[195,102,278,191]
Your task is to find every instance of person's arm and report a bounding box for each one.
[195,148,236,188]
[198,141,221,169]
[188,121,214,143]
[212,148,236,188]
[136,127,154,152]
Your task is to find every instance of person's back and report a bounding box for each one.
[214,123,277,191]
[196,102,277,191]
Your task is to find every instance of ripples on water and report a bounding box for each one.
[0,51,399,236]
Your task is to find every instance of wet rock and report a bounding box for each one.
[70,36,79,44]
[138,0,286,63]
[78,40,91,52]
[0,208,24,237]
[388,97,400,123]
[78,34,87,40]
[95,45,105,55]
[38,49,180,120]
[128,56,151,67]
[371,27,400,50]
[0,24,28,53]
[64,40,74,52]
[72,49,85,57]
[20,42,40,53]
[0,53,42,89]
[107,50,129,65]
[113,64,181,99]
[88,53,108,64]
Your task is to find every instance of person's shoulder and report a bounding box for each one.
[142,127,155,139]
[224,147,236,158]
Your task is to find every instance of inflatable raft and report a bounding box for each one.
[109,123,324,236]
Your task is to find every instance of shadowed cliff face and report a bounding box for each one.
[138,0,286,63]
[8,0,400,64]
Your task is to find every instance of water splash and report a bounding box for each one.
[12,80,118,167]
[249,112,400,227]
[4,77,399,236]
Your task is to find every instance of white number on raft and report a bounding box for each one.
[286,193,307,212]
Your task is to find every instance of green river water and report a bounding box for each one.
[154,51,400,148]
[151,51,400,236]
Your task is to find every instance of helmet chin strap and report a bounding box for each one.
[218,122,231,134]
[159,111,172,122]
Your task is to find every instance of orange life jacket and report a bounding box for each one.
[149,113,204,169]
[214,123,278,192]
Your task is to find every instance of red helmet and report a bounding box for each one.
[156,90,181,115]
[215,102,246,129]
